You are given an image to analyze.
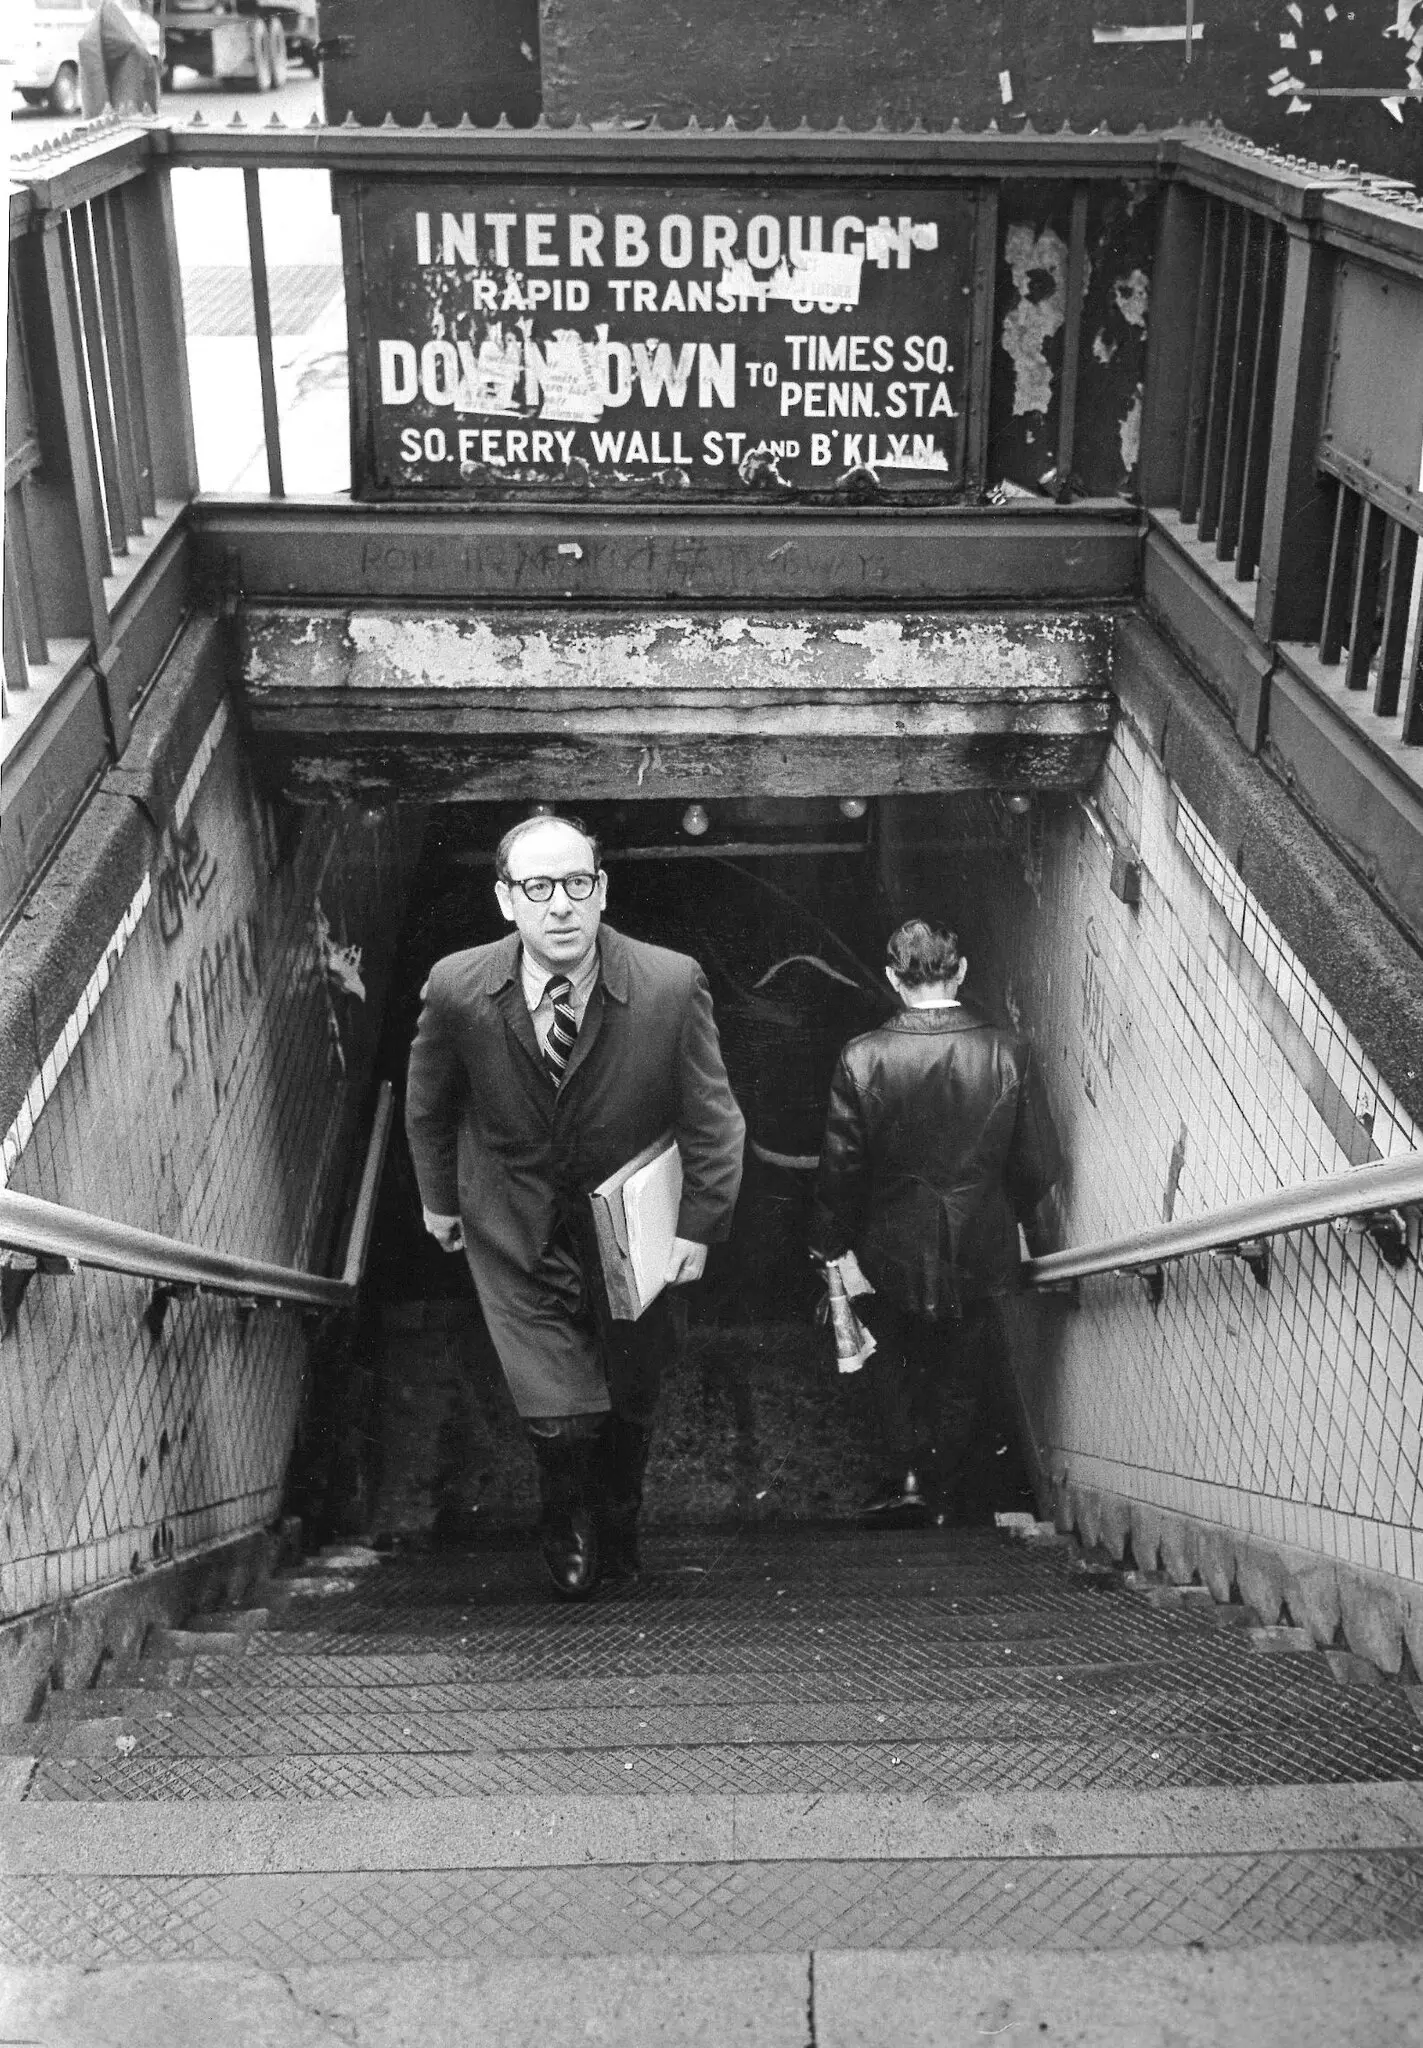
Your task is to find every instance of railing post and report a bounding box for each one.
[1252,227,1336,646]
[39,218,112,659]
[7,235,96,645]
[120,164,199,505]
[243,167,285,499]
[1137,179,1205,509]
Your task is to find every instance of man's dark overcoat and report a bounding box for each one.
[813,1004,1061,1319]
[405,924,745,1415]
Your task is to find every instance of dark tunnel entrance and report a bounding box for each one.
[301,792,1047,1546]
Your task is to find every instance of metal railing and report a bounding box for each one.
[1140,135,1423,771]
[4,119,197,744]
[1024,1148,1423,1295]
[0,1081,394,1333]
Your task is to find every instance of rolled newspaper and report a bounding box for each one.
[825,1259,876,1374]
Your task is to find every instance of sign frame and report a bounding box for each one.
[335,150,1001,505]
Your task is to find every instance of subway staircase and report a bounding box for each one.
[4,1518,1423,2044]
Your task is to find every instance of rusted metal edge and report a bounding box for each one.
[164,125,1172,174]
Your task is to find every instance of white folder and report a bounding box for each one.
[589,1133,684,1320]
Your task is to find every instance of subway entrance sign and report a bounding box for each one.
[341,177,979,499]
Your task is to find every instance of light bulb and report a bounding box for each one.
[681,803,710,837]
[1004,793,1033,816]
[838,796,869,820]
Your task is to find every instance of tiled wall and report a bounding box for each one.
[993,721,1423,1589]
[0,702,413,1619]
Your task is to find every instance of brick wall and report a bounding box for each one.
[0,693,416,1621]
[892,722,1423,1603]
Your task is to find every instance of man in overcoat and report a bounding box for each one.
[406,813,745,1598]
[811,918,1061,1520]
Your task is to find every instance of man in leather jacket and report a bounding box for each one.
[811,918,1061,1519]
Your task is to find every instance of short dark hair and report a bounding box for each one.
[495,812,602,881]
[886,919,962,986]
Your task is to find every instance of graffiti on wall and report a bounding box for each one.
[167,911,265,1109]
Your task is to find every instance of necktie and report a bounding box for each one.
[543,973,578,1085]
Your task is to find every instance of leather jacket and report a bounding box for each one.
[812,1003,1062,1318]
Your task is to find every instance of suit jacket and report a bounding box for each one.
[405,923,745,1414]
[812,1003,1061,1320]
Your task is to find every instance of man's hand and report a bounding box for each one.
[664,1236,708,1286]
[423,1207,463,1254]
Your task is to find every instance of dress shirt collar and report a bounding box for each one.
[520,942,601,1013]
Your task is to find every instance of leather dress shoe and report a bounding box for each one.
[541,1507,600,1601]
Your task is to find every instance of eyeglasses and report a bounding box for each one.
[503,871,600,904]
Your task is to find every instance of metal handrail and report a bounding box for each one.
[0,1082,394,1315]
[1024,1149,1423,1290]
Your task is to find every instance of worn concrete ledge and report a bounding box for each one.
[1057,1479,1423,1682]
[5,1944,1422,2048]
[0,612,227,1139]
[8,1945,1423,2048]
[6,1783,1423,1877]
[813,1943,1423,2048]
[0,1955,813,2048]
[0,1523,289,1727]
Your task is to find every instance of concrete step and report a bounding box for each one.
[15,1675,1423,1780]
[3,1786,1423,1968]
[21,1631,1372,1725]
[4,1944,1423,2048]
[20,1727,1411,1803]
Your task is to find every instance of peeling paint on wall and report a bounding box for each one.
[1001,225,1072,419]
[316,608,1106,697]
[1112,269,1150,330]
[1119,387,1143,475]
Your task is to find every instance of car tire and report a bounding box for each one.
[268,19,289,88]
[249,20,274,90]
[48,62,80,115]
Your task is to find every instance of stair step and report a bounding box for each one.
[26,1634,1357,1720]
[1,1945,1420,2048]
[54,1656,1351,1716]
[20,1730,1407,1803]
[25,1638,1363,1726]
[17,1682,1422,1779]
[3,1787,1423,1966]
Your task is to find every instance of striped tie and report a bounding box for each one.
[543,973,578,1085]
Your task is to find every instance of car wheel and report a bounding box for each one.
[250,19,274,89]
[268,18,289,87]
[48,62,80,115]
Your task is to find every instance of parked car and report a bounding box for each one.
[10,0,162,114]
[158,1,320,89]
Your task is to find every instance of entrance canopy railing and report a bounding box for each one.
[5,113,1423,933]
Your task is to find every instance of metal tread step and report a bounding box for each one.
[16,1684,1422,1778]
[5,1848,1423,1964]
[22,1730,1419,1802]
[25,1637,1393,1724]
